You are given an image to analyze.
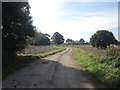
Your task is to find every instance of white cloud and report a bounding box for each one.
[29,1,118,42]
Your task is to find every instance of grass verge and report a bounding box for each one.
[33,45,66,57]
[3,46,66,79]
[74,48,120,88]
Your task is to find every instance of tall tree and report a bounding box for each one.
[79,38,85,45]
[2,2,35,66]
[51,32,64,45]
[33,31,50,45]
[66,38,74,45]
[44,33,50,38]
[90,30,117,49]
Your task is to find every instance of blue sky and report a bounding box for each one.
[29,0,118,42]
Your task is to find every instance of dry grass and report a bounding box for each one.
[74,45,106,56]
[18,45,57,55]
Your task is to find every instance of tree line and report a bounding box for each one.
[27,31,64,46]
[66,38,89,45]
[66,30,119,49]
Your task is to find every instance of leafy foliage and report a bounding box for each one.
[74,46,120,88]
[33,31,50,45]
[2,2,35,67]
[66,38,86,45]
[66,38,74,45]
[90,30,117,49]
[66,38,73,42]
[79,38,85,45]
[51,32,64,45]
[106,45,119,58]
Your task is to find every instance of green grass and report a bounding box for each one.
[74,48,120,88]
[33,45,66,57]
[3,45,66,79]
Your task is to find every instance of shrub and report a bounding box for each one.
[106,45,119,58]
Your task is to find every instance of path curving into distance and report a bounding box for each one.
[3,48,104,88]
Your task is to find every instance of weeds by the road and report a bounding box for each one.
[74,46,120,88]
[3,45,66,79]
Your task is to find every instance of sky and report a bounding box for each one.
[29,0,119,42]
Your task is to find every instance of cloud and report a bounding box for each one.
[29,1,118,42]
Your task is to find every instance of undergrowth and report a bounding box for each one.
[74,46,120,88]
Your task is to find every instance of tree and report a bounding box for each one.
[44,33,50,38]
[51,32,64,45]
[2,2,35,66]
[90,30,117,49]
[79,38,85,45]
[66,38,74,45]
[33,31,50,45]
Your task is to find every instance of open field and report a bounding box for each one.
[74,45,106,56]
[18,45,58,55]
[68,45,120,56]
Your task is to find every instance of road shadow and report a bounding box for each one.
[2,56,40,79]
[2,57,105,89]
[40,58,105,88]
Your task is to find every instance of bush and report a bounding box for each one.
[74,47,120,88]
[106,45,119,58]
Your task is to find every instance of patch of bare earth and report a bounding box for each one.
[19,45,57,55]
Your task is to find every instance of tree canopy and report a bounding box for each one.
[90,30,117,49]
[79,38,85,45]
[66,38,74,45]
[33,31,50,45]
[51,32,64,45]
[2,2,35,66]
